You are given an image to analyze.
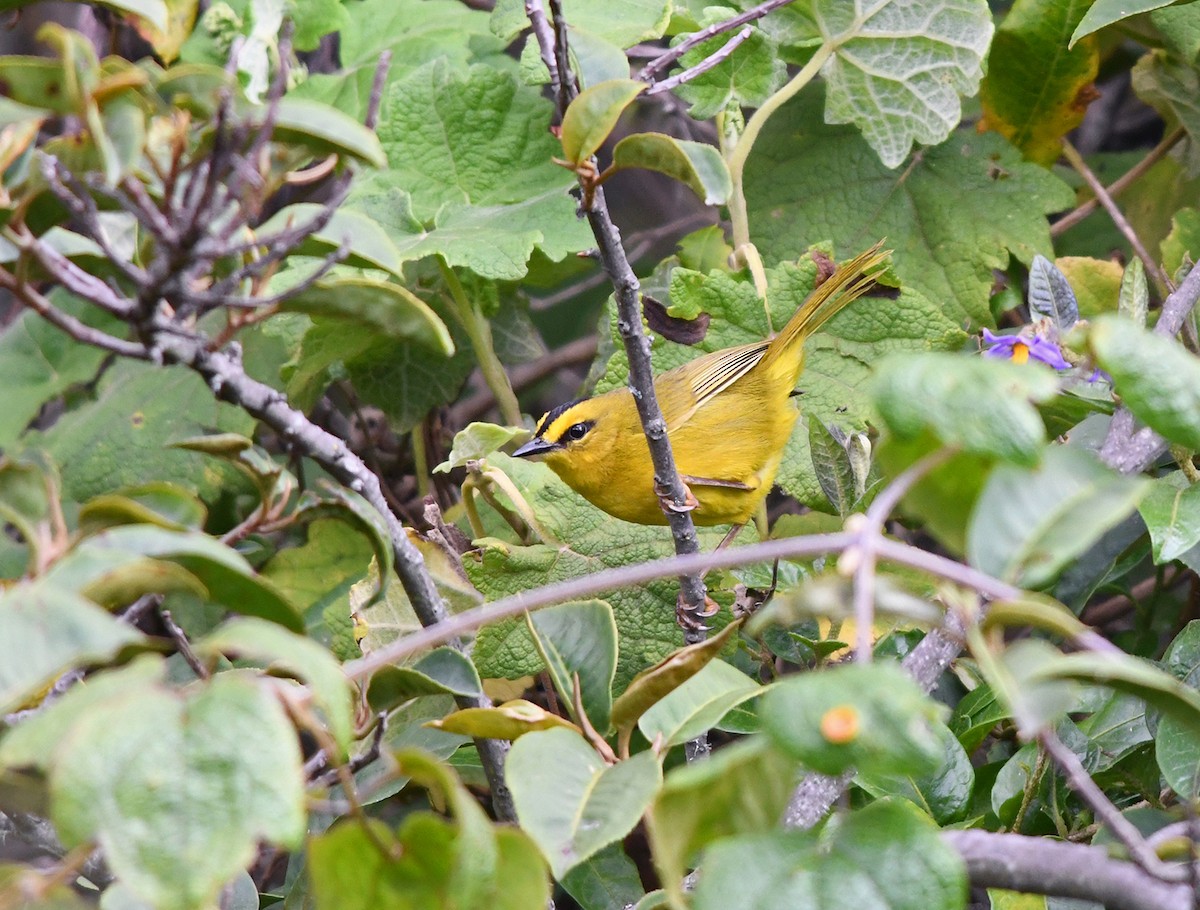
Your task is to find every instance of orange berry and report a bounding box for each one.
[819,705,860,744]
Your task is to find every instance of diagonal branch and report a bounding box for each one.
[637,0,796,83]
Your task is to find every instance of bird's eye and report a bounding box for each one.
[565,422,591,441]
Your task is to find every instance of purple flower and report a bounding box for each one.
[982,328,1071,370]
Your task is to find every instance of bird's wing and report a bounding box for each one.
[659,341,770,431]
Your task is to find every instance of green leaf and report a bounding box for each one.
[762,662,944,777]
[1156,714,1200,797]
[855,720,974,825]
[744,92,1075,329]
[278,277,453,355]
[394,749,500,909]
[308,812,548,910]
[199,618,354,755]
[561,79,646,165]
[260,518,371,650]
[983,593,1096,642]
[78,483,208,534]
[379,61,574,218]
[1165,620,1200,686]
[1072,0,1180,45]
[693,800,967,910]
[292,0,508,121]
[27,360,255,503]
[0,655,164,771]
[1132,49,1200,152]
[610,619,743,733]
[0,582,144,714]
[429,699,580,740]
[560,843,646,910]
[813,0,993,168]
[967,445,1150,589]
[528,600,618,732]
[980,0,1098,165]
[872,354,1059,466]
[1090,315,1200,449]
[294,482,396,609]
[50,673,305,910]
[467,455,737,689]
[1077,691,1152,771]
[646,736,795,904]
[1163,210,1200,284]
[1027,255,1080,333]
[366,647,484,711]
[347,175,594,281]
[1118,258,1149,325]
[949,684,1010,753]
[0,292,116,446]
[1151,3,1200,62]
[508,728,662,879]
[256,204,406,275]
[637,658,761,749]
[611,133,731,204]
[1033,651,1200,731]
[808,420,857,516]
[271,96,385,167]
[435,422,530,473]
[1139,471,1200,565]
[46,524,303,631]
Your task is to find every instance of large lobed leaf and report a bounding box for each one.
[744,90,1075,330]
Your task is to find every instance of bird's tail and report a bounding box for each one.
[764,241,892,369]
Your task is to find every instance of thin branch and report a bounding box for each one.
[0,267,149,359]
[644,28,753,96]
[524,3,711,637]
[845,448,954,662]
[161,608,209,680]
[1041,729,1188,883]
[945,830,1192,910]
[40,159,148,287]
[524,0,560,95]
[364,51,392,131]
[1061,140,1170,293]
[1051,128,1186,239]
[344,531,855,680]
[637,0,796,83]
[8,223,136,317]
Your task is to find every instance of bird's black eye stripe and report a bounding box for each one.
[536,398,585,436]
[565,421,593,441]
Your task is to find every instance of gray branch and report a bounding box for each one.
[945,830,1193,910]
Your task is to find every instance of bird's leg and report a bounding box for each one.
[655,477,700,514]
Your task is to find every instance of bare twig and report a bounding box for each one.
[843,448,954,663]
[524,0,560,96]
[1051,128,1186,239]
[1061,140,1171,293]
[161,608,210,680]
[644,28,753,96]
[1041,729,1188,883]
[0,266,148,359]
[637,0,796,83]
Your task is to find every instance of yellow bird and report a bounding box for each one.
[513,244,891,526]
